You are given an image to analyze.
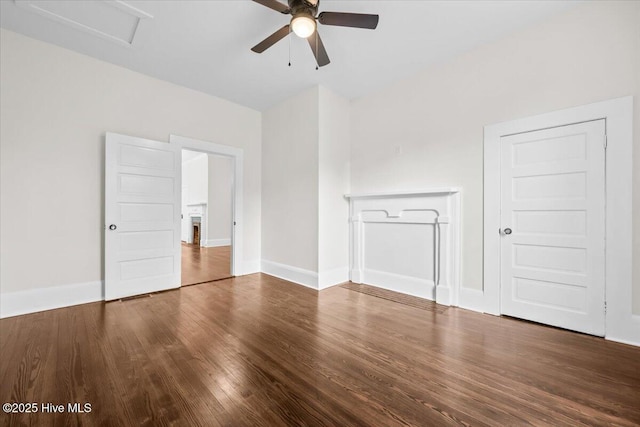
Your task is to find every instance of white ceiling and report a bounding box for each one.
[0,0,578,111]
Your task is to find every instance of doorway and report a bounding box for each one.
[483,96,635,344]
[181,149,233,285]
[105,133,245,301]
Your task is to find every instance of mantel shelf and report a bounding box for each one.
[344,188,461,200]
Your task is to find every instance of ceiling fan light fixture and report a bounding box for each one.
[291,13,316,38]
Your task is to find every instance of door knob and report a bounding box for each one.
[109,224,117,231]
[503,228,512,235]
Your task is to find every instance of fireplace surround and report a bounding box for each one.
[345,189,461,306]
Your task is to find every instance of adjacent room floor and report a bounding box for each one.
[1,274,639,426]
[181,242,232,286]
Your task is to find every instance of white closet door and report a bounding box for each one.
[105,133,181,300]
[500,120,605,336]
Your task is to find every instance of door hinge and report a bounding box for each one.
[604,301,607,315]
[603,135,608,149]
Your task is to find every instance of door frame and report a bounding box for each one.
[483,96,636,344]
[170,135,244,277]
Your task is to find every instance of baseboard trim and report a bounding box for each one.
[318,267,349,290]
[205,238,231,248]
[456,287,638,346]
[0,280,104,319]
[606,314,640,347]
[607,336,640,347]
[458,286,485,313]
[241,259,261,275]
[357,269,435,301]
[261,260,318,289]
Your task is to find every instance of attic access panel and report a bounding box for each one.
[15,0,153,46]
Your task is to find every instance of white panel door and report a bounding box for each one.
[500,120,605,335]
[105,133,181,300]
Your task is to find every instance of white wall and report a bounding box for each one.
[318,87,351,287]
[261,86,351,288]
[0,29,262,296]
[350,1,640,313]
[182,152,208,204]
[261,86,319,273]
[207,154,233,243]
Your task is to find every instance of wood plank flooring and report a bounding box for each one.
[181,243,231,286]
[1,274,639,426]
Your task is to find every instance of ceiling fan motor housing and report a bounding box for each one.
[288,0,319,17]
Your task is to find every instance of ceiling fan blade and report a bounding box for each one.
[252,0,290,14]
[318,12,379,29]
[251,25,291,53]
[308,32,330,67]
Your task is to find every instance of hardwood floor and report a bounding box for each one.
[181,243,231,286]
[1,274,639,426]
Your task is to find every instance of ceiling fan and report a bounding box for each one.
[251,0,379,67]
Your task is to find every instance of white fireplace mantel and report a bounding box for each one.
[344,188,460,200]
[345,189,461,306]
[186,202,207,246]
